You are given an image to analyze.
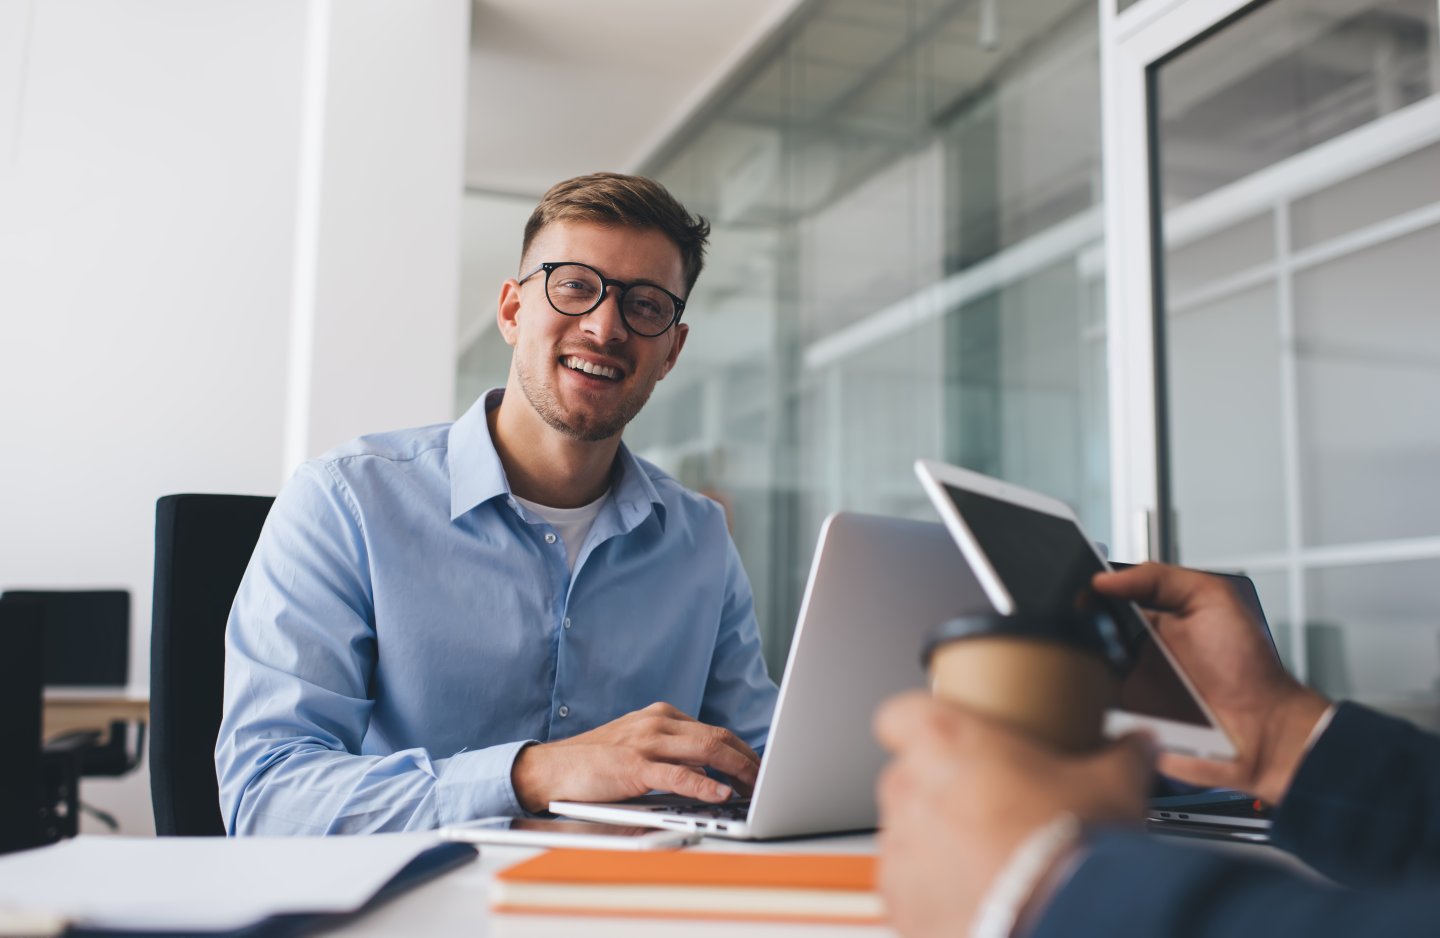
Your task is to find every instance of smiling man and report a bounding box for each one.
[216,173,778,834]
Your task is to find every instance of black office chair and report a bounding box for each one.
[0,590,130,687]
[0,597,53,853]
[0,589,143,785]
[149,494,274,836]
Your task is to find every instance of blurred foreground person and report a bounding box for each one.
[876,563,1440,937]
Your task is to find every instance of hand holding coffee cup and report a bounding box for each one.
[922,611,1128,753]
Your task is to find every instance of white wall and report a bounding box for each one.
[0,0,467,835]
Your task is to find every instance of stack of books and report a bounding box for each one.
[492,849,884,925]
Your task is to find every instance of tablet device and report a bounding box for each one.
[914,459,1236,760]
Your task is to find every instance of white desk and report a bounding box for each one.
[336,829,1318,937]
[0,827,1311,936]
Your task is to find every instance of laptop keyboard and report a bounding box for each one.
[641,797,752,820]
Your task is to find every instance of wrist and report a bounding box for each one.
[1254,688,1331,806]
[971,814,1082,938]
[511,743,552,814]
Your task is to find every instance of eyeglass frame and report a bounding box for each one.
[516,261,687,337]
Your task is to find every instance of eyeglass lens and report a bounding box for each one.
[546,264,676,336]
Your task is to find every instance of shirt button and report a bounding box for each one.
[563,617,572,630]
[544,533,557,544]
[558,705,570,718]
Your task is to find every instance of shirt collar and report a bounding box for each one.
[448,389,510,521]
[610,435,668,533]
[448,388,667,531]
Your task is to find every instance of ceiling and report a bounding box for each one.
[465,0,802,197]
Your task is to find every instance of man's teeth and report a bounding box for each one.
[563,356,620,380]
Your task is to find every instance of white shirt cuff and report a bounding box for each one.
[970,813,1083,938]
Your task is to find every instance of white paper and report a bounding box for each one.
[0,832,446,931]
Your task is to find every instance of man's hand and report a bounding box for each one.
[874,692,1153,938]
[1094,562,1331,805]
[510,702,760,813]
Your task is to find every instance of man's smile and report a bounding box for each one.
[560,353,626,382]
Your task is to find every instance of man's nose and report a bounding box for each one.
[580,287,629,344]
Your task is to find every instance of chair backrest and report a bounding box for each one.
[0,598,47,853]
[0,589,143,780]
[0,589,129,687]
[149,493,274,836]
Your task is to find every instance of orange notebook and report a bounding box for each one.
[491,848,884,925]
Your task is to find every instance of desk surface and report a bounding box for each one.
[42,688,149,742]
[335,830,1308,938]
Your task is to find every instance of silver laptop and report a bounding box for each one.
[550,511,989,840]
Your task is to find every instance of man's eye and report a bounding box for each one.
[554,279,596,294]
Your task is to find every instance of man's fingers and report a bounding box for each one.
[648,726,760,783]
[624,704,761,780]
[640,701,692,722]
[700,725,761,768]
[634,704,760,767]
[1085,732,1157,802]
[1156,751,1247,793]
[1092,562,1219,614]
[875,690,960,753]
[646,761,732,802]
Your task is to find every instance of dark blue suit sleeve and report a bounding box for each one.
[1270,702,1440,887]
[1031,831,1440,938]
[1030,702,1440,936]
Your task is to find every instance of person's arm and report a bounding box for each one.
[1271,701,1440,887]
[1032,829,1440,938]
[215,462,533,835]
[873,692,1154,938]
[872,691,1440,938]
[1097,563,1440,885]
[875,564,1440,936]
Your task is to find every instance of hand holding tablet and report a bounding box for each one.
[914,459,1236,760]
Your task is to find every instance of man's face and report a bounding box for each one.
[497,220,689,443]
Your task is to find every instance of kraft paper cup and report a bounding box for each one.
[921,612,1123,753]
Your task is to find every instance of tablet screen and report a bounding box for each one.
[942,483,1209,728]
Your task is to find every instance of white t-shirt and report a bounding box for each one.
[512,489,611,573]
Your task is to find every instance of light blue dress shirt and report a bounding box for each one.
[216,389,778,835]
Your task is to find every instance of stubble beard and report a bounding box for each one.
[515,352,657,443]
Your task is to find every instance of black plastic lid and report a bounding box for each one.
[921,610,1132,676]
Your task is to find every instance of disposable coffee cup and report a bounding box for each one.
[921,612,1124,753]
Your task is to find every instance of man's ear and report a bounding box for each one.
[496,280,523,348]
[660,322,688,380]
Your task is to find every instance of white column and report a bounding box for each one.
[0,0,470,835]
[286,0,468,468]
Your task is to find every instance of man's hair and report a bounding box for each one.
[521,172,711,293]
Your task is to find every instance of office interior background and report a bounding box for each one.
[2,0,1437,835]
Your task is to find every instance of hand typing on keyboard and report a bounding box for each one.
[510,702,761,814]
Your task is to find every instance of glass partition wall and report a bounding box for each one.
[1147,0,1440,725]
[462,0,1440,718]
[457,0,1109,675]
[625,0,1107,674]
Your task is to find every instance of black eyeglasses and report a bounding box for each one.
[517,261,686,337]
